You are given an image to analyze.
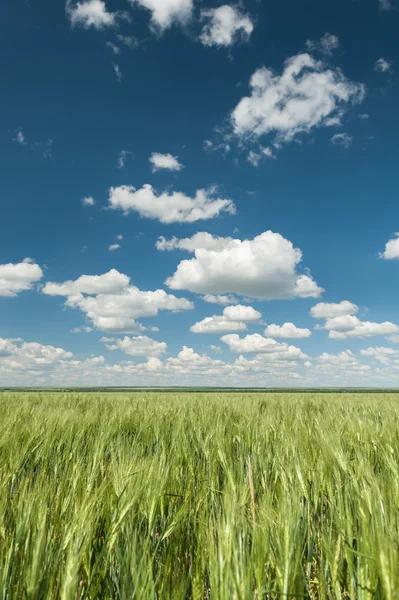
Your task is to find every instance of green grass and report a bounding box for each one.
[1,392,399,599]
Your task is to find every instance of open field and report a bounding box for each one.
[1,392,399,599]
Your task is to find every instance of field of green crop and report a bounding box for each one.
[1,392,399,599]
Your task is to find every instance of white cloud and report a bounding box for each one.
[264,322,312,339]
[317,350,358,365]
[149,152,183,172]
[166,346,231,376]
[310,300,358,319]
[375,58,391,73]
[231,52,365,146]
[108,185,235,224]
[0,258,43,297]
[200,5,254,48]
[117,150,134,169]
[42,269,129,296]
[305,33,339,56]
[221,333,308,360]
[360,346,399,364]
[156,232,233,252]
[331,133,353,148]
[104,335,167,356]
[113,63,122,83]
[380,233,399,260]
[209,345,222,353]
[66,0,119,29]
[202,294,238,305]
[165,230,323,299]
[106,41,120,54]
[0,337,73,371]
[116,234,123,240]
[82,196,95,207]
[223,304,261,322]
[319,315,399,339]
[128,0,193,31]
[71,326,93,333]
[190,304,261,334]
[116,34,138,48]
[108,244,120,251]
[378,0,392,10]
[13,129,26,145]
[247,146,275,166]
[190,316,247,334]
[42,269,194,333]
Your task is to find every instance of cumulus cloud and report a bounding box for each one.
[0,337,73,372]
[104,335,167,356]
[360,346,399,364]
[165,230,323,299]
[310,300,358,319]
[149,152,183,172]
[230,52,365,146]
[128,0,193,31]
[221,333,308,360]
[108,244,120,251]
[66,0,120,28]
[190,304,261,333]
[319,315,399,339]
[331,133,353,148]
[264,322,312,339]
[108,185,235,224]
[42,269,193,333]
[200,5,254,48]
[375,58,391,73]
[380,233,399,260]
[190,316,247,334]
[0,258,43,297]
[305,33,339,56]
[156,232,233,252]
[202,294,239,305]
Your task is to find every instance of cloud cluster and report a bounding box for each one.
[164,230,323,299]
[231,52,365,146]
[0,259,43,297]
[104,335,167,356]
[108,185,236,223]
[310,300,398,339]
[43,269,193,333]
[221,333,308,360]
[200,5,254,48]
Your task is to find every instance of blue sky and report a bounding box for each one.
[1,0,399,386]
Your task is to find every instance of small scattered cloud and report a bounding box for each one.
[108,244,120,251]
[106,41,120,54]
[380,233,399,260]
[66,0,121,29]
[305,33,339,56]
[113,63,122,83]
[128,0,193,32]
[82,196,95,207]
[149,152,183,172]
[202,294,239,305]
[331,133,353,148]
[117,150,134,169]
[13,128,26,145]
[116,234,123,241]
[200,5,254,48]
[310,301,359,319]
[375,58,392,73]
[104,335,167,357]
[116,34,139,49]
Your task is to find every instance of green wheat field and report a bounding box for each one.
[1,391,399,599]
